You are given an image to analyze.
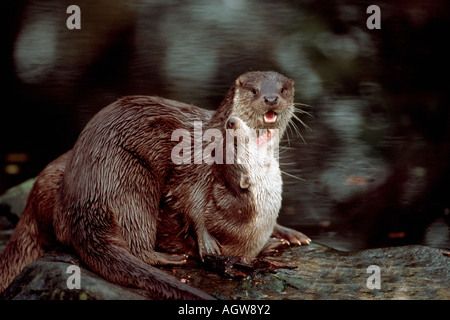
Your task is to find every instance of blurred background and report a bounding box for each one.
[1,0,449,251]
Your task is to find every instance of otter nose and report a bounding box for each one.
[263,95,279,106]
[226,117,236,129]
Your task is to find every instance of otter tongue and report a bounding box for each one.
[264,110,277,124]
[256,129,272,146]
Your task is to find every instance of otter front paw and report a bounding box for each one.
[152,252,188,266]
[198,232,222,261]
[262,237,291,254]
[272,223,311,246]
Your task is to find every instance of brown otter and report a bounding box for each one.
[0,71,310,298]
[158,116,284,258]
[0,151,69,294]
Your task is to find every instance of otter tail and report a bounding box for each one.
[0,204,45,292]
[0,152,71,293]
[78,240,213,300]
[68,206,214,300]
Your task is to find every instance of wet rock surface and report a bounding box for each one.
[0,179,36,253]
[1,243,448,300]
[0,250,149,300]
[0,181,448,300]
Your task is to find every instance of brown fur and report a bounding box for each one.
[0,152,69,292]
[211,71,296,136]
[0,71,310,299]
[158,116,283,258]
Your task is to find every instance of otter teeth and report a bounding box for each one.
[264,111,277,124]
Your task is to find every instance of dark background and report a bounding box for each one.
[2,0,450,251]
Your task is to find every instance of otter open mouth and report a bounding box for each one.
[256,129,273,146]
[263,110,277,124]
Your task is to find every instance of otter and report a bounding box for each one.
[0,151,69,294]
[0,71,310,299]
[158,116,284,258]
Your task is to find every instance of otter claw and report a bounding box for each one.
[198,232,222,261]
[272,224,310,246]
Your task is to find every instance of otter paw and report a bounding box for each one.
[272,224,311,246]
[198,232,222,261]
[154,252,188,266]
[262,237,291,254]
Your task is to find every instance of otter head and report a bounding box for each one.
[223,116,278,191]
[231,71,294,137]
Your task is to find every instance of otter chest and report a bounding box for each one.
[237,161,282,256]
[250,162,282,230]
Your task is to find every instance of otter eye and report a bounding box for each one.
[252,88,259,95]
[280,87,285,94]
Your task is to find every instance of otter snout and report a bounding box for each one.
[226,117,236,130]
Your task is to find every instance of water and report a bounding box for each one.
[1,0,449,251]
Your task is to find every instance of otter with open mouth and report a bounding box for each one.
[0,71,310,299]
[210,71,310,247]
[212,71,293,137]
[158,116,287,259]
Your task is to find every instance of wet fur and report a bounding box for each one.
[158,118,282,257]
[0,71,308,298]
[0,152,67,293]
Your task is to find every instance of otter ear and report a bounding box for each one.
[240,174,250,189]
[235,77,243,87]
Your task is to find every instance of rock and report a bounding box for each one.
[256,243,450,300]
[0,250,149,300]
[1,243,448,300]
[0,178,35,219]
[181,243,450,300]
[0,179,448,300]
[0,178,36,253]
